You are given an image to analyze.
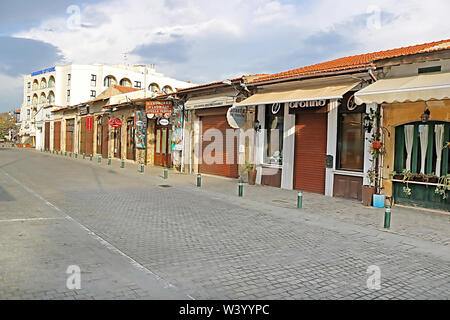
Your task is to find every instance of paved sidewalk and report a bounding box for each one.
[35,148,449,247]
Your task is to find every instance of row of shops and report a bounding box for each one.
[42,41,450,211]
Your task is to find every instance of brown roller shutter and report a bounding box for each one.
[199,110,239,179]
[44,122,50,150]
[294,110,327,194]
[102,115,109,158]
[53,121,61,151]
[65,119,74,152]
[80,117,94,156]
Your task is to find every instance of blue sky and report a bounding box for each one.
[1,0,450,112]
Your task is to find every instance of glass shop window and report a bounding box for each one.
[336,96,365,171]
[265,104,284,165]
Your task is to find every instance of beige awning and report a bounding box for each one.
[236,80,361,107]
[355,72,450,105]
[184,96,235,110]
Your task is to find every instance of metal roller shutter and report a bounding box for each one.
[53,121,61,151]
[294,111,327,194]
[199,114,239,178]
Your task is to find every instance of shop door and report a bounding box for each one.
[96,116,109,158]
[44,122,50,150]
[53,121,61,151]
[65,119,74,152]
[126,119,135,161]
[294,111,327,194]
[101,115,109,158]
[199,114,239,178]
[154,125,172,167]
[114,126,122,158]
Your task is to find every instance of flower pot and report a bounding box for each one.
[362,185,375,206]
[248,169,257,185]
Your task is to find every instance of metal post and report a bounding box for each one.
[164,168,168,179]
[121,159,125,168]
[89,154,92,161]
[384,206,392,229]
[108,158,111,166]
[197,174,202,187]
[297,191,303,209]
[69,152,72,157]
[75,153,78,159]
[65,151,67,157]
[238,181,244,197]
[83,153,85,160]
[140,163,144,173]
[98,155,102,163]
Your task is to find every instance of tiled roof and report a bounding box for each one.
[252,39,450,83]
[113,85,141,94]
[176,74,269,93]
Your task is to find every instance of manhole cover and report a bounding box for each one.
[158,185,172,188]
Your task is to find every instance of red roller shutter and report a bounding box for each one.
[294,110,327,194]
[199,112,239,179]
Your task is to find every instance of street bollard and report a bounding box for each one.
[297,191,303,209]
[98,155,102,163]
[164,168,168,179]
[140,163,145,173]
[75,153,78,159]
[89,154,93,161]
[384,206,392,229]
[238,181,244,197]
[83,153,85,160]
[56,151,59,155]
[121,159,125,168]
[65,151,67,157]
[69,152,72,157]
[108,158,111,166]
[197,174,202,187]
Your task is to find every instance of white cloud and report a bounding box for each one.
[11,0,450,85]
[0,72,24,112]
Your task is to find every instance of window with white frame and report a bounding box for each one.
[27,96,30,105]
[90,90,96,98]
[67,90,71,102]
[67,74,71,86]
[134,81,141,89]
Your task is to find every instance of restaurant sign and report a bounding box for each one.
[145,100,173,118]
[289,99,328,109]
[109,118,122,128]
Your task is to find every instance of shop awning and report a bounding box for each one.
[235,80,361,107]
[184,96,235,110]
[355,72,450,105]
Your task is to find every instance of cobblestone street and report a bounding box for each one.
[0,148,449,300]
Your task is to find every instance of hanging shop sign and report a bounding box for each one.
[289,99,328,109]
[159,119,169,126]
[86,116,93,131]
[135,110,147,149]
[227,105,247,129]
[109,118,122,128]
[79,106,89,116]
[146,100,173,118]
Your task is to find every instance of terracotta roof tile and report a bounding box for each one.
[252,39,450,83]
[113,85,140,94]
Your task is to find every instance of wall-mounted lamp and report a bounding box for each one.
[254,120,261,132]
[421,109,431,123]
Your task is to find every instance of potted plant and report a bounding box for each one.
[245,162,257,186]
[363,169,376,206]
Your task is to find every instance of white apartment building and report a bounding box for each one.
[19,63,195,148]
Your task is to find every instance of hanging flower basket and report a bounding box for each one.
[372,141,383,149]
